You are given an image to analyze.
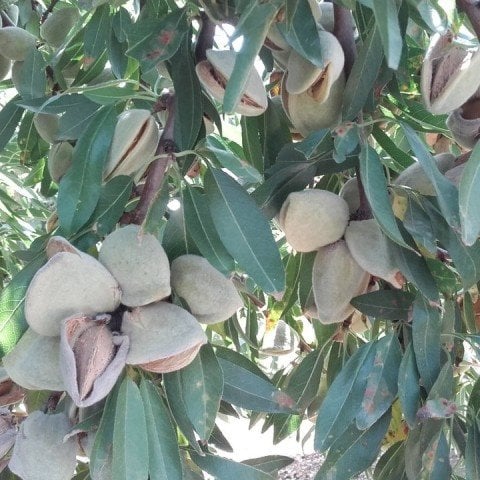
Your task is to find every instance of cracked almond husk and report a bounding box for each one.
[278,189,349,252]
[3,328,64,391]
[60,314,129,408]
[196,49,268,116]
[421,32,480,114]
[9,411,77,480]
[170,254,243,324]
[98,224,171,307]
[103,109,160,181]
[345,219,405,289]
[25,248,121,337]
[0,413,16,460]
[281,70,345,136]
[446,91,480,149]
[285,30,344,98]
[312,240,370,324]
[122,302,207,373]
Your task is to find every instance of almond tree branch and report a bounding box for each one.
[121,92,176,225]
[457,0,480,40]
[195,12,216,63]
[41,0,60,23]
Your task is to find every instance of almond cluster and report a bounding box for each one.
[279,189,404,325]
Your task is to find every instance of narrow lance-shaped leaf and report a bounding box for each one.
[459,141,480,245]
[0,96,24,152]
[191,452,274,480]
[316,410,391,479]
[57,105,116,236]
[372,0,402,69]
[112,377,149,480]
[398,343,421,428]
[359,145,413,250]
[223,3,278,114]
[356,333,402,429]
[412,294,441,393]
[466,376,480,480]
[139,378,183,480]
[183,185,235,275]
[315,341,377,452]
[402,123,460,230]
[205,168,285,294]
[0,254,46,357]
[350,290,415,321]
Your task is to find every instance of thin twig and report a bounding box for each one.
[41,0,60,23]
[457,0,480,40]
[195,12,216,63]
[121,93,177,225]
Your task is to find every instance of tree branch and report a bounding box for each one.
[195,12,216,63]
[121,93,176,225]
[457,0,480,40]
[41,0,60,23]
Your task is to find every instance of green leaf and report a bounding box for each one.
[315,342,377,452]
[278,0,324,67]
[163,344,222,440]
[57,98,101,141]
[342,22,383,121]
[90,381,121,480]
[84,5,111,60]
[223,3,278,113]
[205,168,285,294]
[215,346,295,414]
[170,34,203,151]
[57,105,116,236]
[204,136,262,185]
[359,145,412,250]
[0,96,24,152]
[0,254,46,357]
[83,84,138,105]
[183,186,235,275]
[466,420,480,480]
[91,176,134,236]
[241,456,294,475]
[372,0,402,69]
[126,9,188,69]
[15,48,47,100]
[139,378,183,480]
[372,125,414,172]
[422,430,452,479]
[241,116,264,174]
[374,442,407,480]
[350,290,415,321]
[398,343,421,428]
[112,377,149,480]
[191,452,274,480]
[412,295,441,393]
[459,141,480,245]
[316,410,391,479]
[402,123,460,229]
[285,348,323,411]
[356,333,402,429]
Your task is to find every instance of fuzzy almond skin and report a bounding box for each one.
[40,7,80,47]
[345,219,404,288]
[98,225,171,307]
[122,302,207,372]
[0,27,36,61]
[48,142,73,183]
[279,189,349,252]
[339,177,360,215]
[33,113,60,144]
[9,412,77,480]
[444,163,465,187]
[446,106,480,149]
[312,240,370,324]
[3,328,64,391]
[170,254,243,324]
[25,251,121,336]
[0,55,10,81]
